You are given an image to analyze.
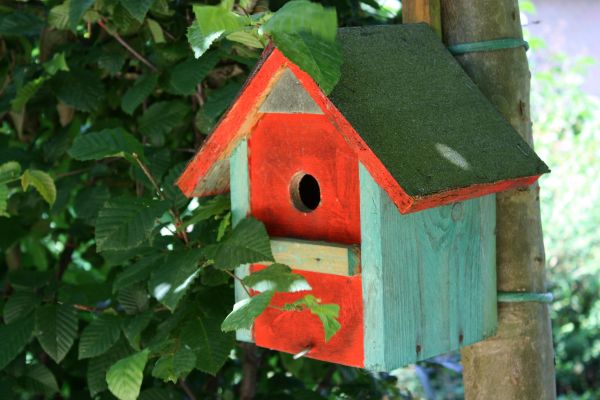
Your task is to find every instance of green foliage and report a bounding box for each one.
[243,263,310,292]
[106,350,150,400]
[34,304,78,363]
[20,170,56,206]
[287,295,341,342]
[68,128,144,161]
[78,315,122,359]
[213,217,274,270]
[221,290,275,332]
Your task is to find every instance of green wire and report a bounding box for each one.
[497,291,554,304]
[448,38,529,55]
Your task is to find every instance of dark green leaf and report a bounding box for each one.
[106,350,149,400]
[167,52,220,96]
[87,340,132,396]
[0,185,8,217]
[151,347,195,383]
[121,74,158,115]
[35,303,78,363]
[73,186,110,222]
[78,315,122,359]
[24,363,59,395]
[68,128,144,161]
[138,101,188,140]
[0,12,44,37]
[122,311,153,350]
[243,263,311,293]
[162,163,188,209]
[4,291,40,324]
[203,81,241,120]
[52,69,105,112]
[0,315,34,369]
[68,0,95,31]
[179,195,229,231]
[148,249,204,311]
[221,290,274,332]
[95,197,169,252]
[120,0,155,22]
[117,283,149,314]
[11,77,47,112]
[214,217,274,270]
[181,315,234,375]
[113,254,163,293]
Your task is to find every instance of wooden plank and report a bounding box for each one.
[271,238,360,276]
[402,0,442,38]
[229,139,253,343]
[259,68,324,114]
[359,164,497,371]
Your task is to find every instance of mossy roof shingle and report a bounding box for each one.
[329,24,549,197]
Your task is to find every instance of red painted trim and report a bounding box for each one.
[177,47,543,212]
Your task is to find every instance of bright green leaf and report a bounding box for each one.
[226,30,264,48]
[34,303,78,363]
[0,161,21,184]
[187,5,247,58]
[21,170,56,206]
[78,315,122,359]
[43,52,69,75]
[106,350,149,400]
[0,315,34,369]
[214,217,274,270]
[148,249,204,311]
[68,128,144,161]
[121,74,158,115]
[48,3,69,30]
[244,263,311,293]
[290,295,340,342]
[95,197,169,252]
[147,18,165,43]
[262,0,337,41]
[221,290,274,332]
[87,340,132,396]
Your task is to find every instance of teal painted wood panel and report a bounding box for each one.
[230,140,253,343]
[359,164,497,371]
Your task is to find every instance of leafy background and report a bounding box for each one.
[0,0,598,399]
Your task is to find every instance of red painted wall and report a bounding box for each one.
[249,113,361,245]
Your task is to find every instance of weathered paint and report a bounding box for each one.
[230,140,253,343]
[270,238,360,276]
[359,164,497,371]
[248,113,361,245]
[252,265,364,367]
[259,68,323,114]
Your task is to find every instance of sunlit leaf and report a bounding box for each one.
[221,290,274,332]
[244,263,311,293]
[21,169,56,206]
[187,5,247,58]
[106,350,149,400]
[214,217,274,270]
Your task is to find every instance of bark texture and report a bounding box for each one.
[440,1,556,398]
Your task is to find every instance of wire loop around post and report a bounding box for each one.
[448,38,529,55]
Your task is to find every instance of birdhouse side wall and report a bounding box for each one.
[359,164,497,371]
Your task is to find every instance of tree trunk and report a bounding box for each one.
[439,1,556,398]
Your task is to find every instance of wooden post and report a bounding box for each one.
[402,0,442,38]
[440,1,557,399]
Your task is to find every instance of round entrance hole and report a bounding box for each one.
[290,172,321,212]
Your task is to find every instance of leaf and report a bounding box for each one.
[120,0,155,22]
[148,249,204,311]
[68,0,95,31]
[290,295,340,342]
[73,186,111,222]
[117,283,149,315]
[226,30,264,48]
[0,11,44,37]
[178,195,230,231]
[87,340,132,396]
[139,388,179,400]
[11,77,47,112]
[181,315,234,375]
[68,128,144,161]
[113,254,163,293]
[24,363,59,395]
[106,350,149,400]
[271,31,342,94]
[162,163,188,209]
[0,315,34,369]
[147,18,165,43]
[121,74,158,115]
[244,263,311,293]
[0,161,21,184]
[21,170,56,206]
[138,101,189,140]
[203,82,241,120]
[214,217,274,270]
[43,52,69,75]
[262,0,337,41]
[34,303,78,363]
[187,5,247,58]
[122,311,153,350]
[221,290,274,332]
[151,347,196,383]
[4,291,40,324]
[167,52,220,96]
[0,184,8,217]
[95,197,169,252]
[78,315,122,359]
[48,3,70,30]
[52,69,105,112]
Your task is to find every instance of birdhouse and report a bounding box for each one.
[177,24,549,371]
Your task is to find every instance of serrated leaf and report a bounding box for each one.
[68,128,144,161]
[74,186,110,222]
[120,0,155,22]
[4,291,40,324]
[0,315,34,369]
[148,249,203,311]
[167,52,220,96]
[117,283,149,315]
[187,5,247,58]
[178,195,230,232]
[151,347,195,383]
[138,101,189,140]
[68,0,95,31]
[21,170,56,206]
[271,31,342,94]
[262,0,337,41]
[214,217,274,270]
[181,315,234,375]
[48,4,69,30]
[291,295,340,342]
[203,82,241,120]
[0,161,21,184]
[52,69,105,112]
[78,315,122,359]
[221,290,274,332]
[11,77,47,112]
[95,197,169,252]
[87,340,132,396]
[106,350,149,400]
[244,264,311,293]
[114,254,163,293]
[123,311,153,350]
[24,363,59,395]
[121,74,158,115]
[34,303,78,363]
[226,30,264,48]
[0,11,44,36]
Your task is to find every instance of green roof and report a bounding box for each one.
[329,24,549,197]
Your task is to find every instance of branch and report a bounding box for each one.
[97,20,158,72]
[224,270,251,296]
[179,378,197,400]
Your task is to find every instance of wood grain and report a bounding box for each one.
[402,0,442,38]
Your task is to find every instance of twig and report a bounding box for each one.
[97,20,158,72]
[73,304,100,312]
[179,378,197,400]
[224,270,251,296]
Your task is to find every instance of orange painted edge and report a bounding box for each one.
[176,48,543,213]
